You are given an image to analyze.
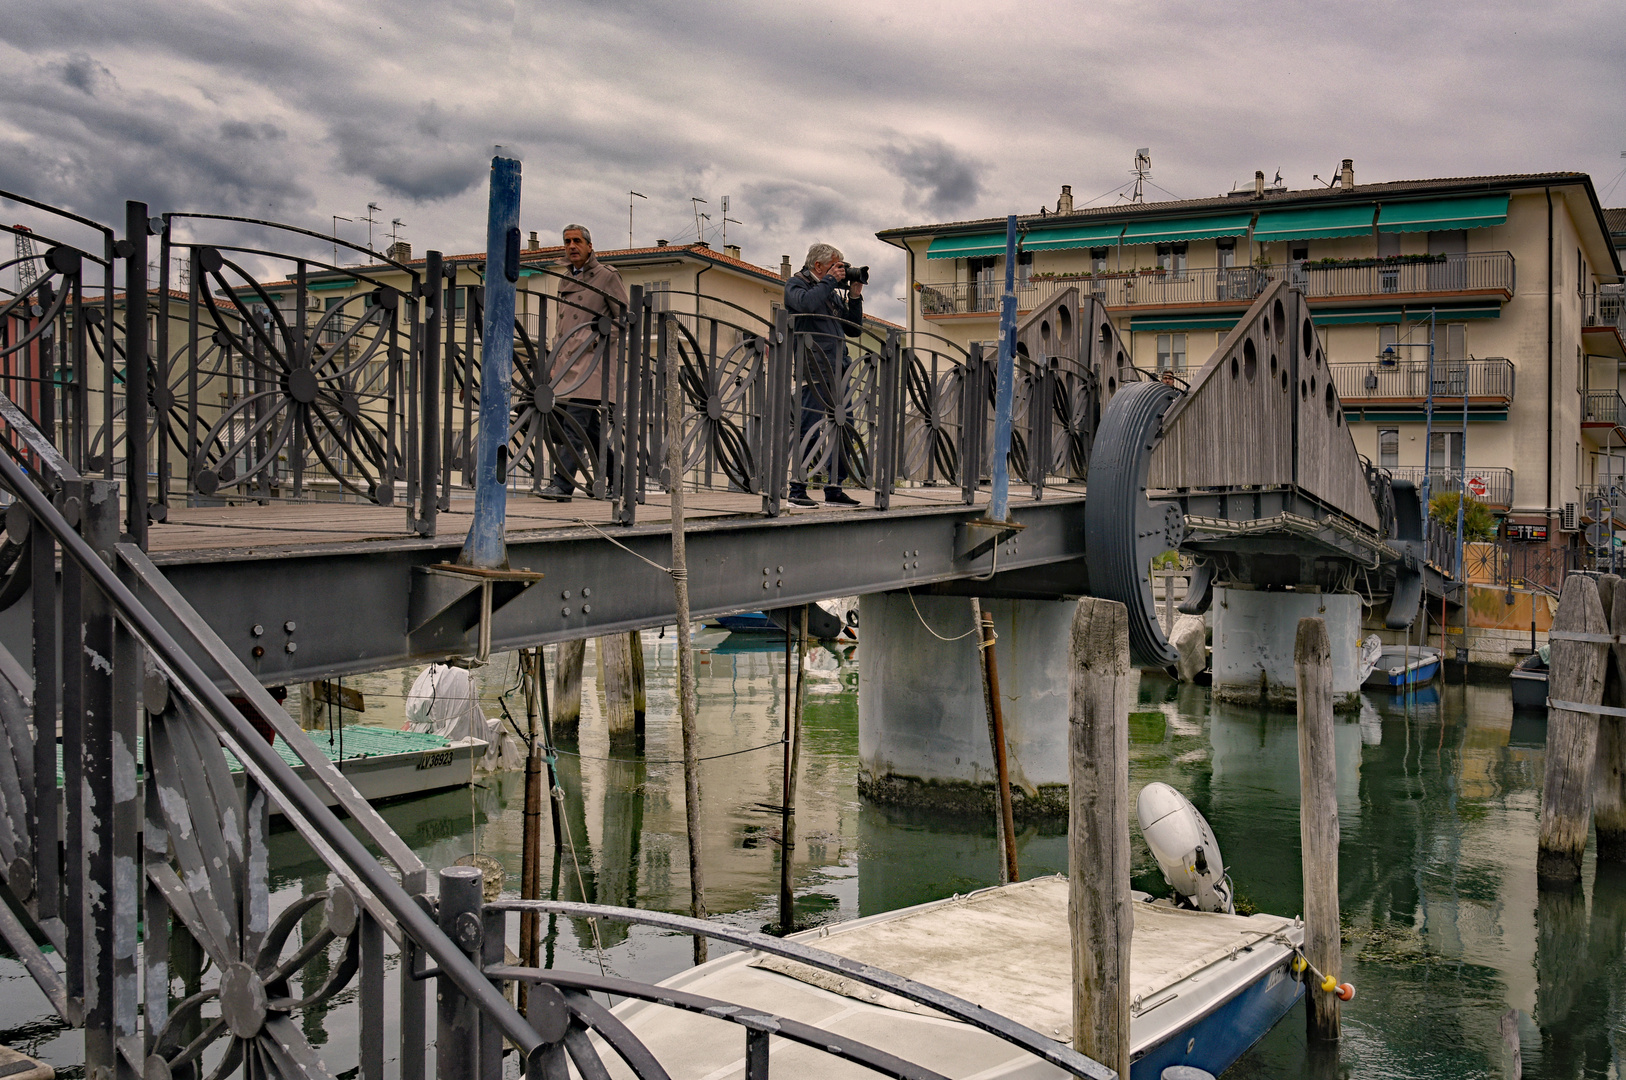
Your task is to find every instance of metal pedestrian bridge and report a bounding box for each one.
[0,191,1436,1078]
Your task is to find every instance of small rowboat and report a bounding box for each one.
[1362,646,1441,689]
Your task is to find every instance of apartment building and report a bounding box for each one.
[879,166,1624,545]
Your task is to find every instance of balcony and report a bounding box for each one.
[1329,357,1515,410]
[917,251,1517,318]
[1387,466,1513,510]
[1584,389,1626,437]
[1584,288,1625,335]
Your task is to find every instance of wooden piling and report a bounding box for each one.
[518,648,543,1013]
[667,341,707,965]
[551,638,586,742]
[1067,597,1131,1080]
[1597,579,1626,862]
[778,607,808,934]
[979,606,1019,884]
[598,632,639,748]
[1295,617,1341,1042]
[1538,574,1608,885]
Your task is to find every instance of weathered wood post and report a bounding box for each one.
[979,605,1019,884]
[598,632,640,748]
[551,638,586,742]
[1068,597,1131,1079]
[1596,578,1626,862]
[1539,574,1608,884]
[1295,617,1341,1041]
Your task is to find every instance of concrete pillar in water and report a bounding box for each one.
[858,593,1078,818]
[552,638,587,742]
[1212,587,1362,709]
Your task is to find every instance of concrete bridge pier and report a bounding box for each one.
[858,592,1087,819]
[1211,586,1364,709]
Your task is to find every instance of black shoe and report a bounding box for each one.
[536,481,573,502]
[787,486,817,508]
[824,488,861,507]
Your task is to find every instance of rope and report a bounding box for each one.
[573,518,675,576]
[906,588,996,649]
[553,739,782,766]
[552,786,607,974]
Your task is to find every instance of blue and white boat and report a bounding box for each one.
[1363,645,1441,689]
[609,785,1304,1079]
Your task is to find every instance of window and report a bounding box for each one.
[1016,250,1034,286]
[1378,429,1399,468]
[1155,243,1188,278]
[1429,430,1464,473]
[1090,248,1109,274]
[1155,333,1187,373]
[1216,238,1236,270]
[647,279,671,312]
[1290,244,1309,263]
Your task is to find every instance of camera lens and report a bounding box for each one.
[845,265,870,285]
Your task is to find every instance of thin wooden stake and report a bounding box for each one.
[1295,617,1341,1042]
[668,347,707,964]
[1597,578,1626,862]
[518,648,543,1014]
[1539,574,1608,885]
[1068,598,1131,1079]
[778,607,808,933]
[979,607,1019,884]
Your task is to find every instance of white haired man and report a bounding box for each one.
[538,223,628,501]
[783,242,863,507]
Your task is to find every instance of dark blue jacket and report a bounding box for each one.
[784,268,862,398]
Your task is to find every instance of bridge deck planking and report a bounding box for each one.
[144,483,1029,559]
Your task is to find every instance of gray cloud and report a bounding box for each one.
[879,136,986,218]
[0,0,1619,321]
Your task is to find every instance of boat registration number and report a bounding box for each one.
[417,750,455,770]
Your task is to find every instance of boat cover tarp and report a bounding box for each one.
[406,663,522,771]
[752,875,1296,1043]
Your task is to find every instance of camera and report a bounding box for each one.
[843,264,870,285]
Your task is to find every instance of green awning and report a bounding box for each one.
[1130,314,1239,333]
[1253,204,1376,243]
[1312,302,1502,326]
[1120,213,1254,246]
[307,278,358,292]
[926,233,1009,260]
[1022,224,1124,253]
[1377,194,1509,233]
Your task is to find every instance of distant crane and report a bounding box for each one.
[13,225,39,294]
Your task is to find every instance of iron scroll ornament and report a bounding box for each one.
[1083,379,1185,668]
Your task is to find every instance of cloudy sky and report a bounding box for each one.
[2,0,1623,320]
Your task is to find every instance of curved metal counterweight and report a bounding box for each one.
[1084,380,1186,668]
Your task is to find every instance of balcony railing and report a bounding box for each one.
[1388,466,1513,509]
[917,251,1516,316]
[1584,288,1625,334]
[1584,389,1626,427]
[1330,357,1515,404]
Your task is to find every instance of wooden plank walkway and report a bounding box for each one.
[146,484,1078,557]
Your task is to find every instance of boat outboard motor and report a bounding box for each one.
[1137,782,1234,914]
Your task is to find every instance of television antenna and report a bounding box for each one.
[721,195,742,248]
[629,190,646,248]
[690,197,707,242]
[361,202,382,252]
[388,218,406,253]
[1130,148,1151,204]
[330,215,352,264]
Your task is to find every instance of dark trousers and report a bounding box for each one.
[792,383,846,494]
[551,398,612,495]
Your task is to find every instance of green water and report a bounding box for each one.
[2,635,1622,1078]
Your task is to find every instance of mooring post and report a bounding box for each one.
[436,865,483,1080]
[598,633,638,748]
[667,330,707,964]
[1596,578,1626,862]
[519,649,544,1013]
[1068,597,1132,1079]
[979,605,1019,884]
[1539,573,1608,885]
[1295,617,1341,1041]
[778,606,808,933]
[459,150,522,570]
[551,639,586,742]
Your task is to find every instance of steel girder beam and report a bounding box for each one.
[110,498,1087,686]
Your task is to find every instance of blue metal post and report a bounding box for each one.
[989,216,1018,522]
[460,151,522,569]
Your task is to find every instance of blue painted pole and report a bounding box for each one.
[990,215,1018,522]
[460,150,522,569]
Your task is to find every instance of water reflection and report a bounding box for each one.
[5,642,1626,1078]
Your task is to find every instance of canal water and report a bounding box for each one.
[1,631,1621,1078]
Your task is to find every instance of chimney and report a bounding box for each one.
[780,255,792,280]
[386,240,412,263]
[1057,184,1074,215]
[656,238,669,247]
[694,239,709,249]
[1339,158,1355,190]
[724,244,741,261]
[526,230,539,251]
[1254,170,1265,198]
